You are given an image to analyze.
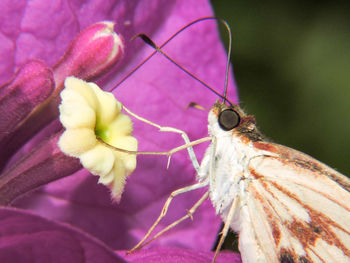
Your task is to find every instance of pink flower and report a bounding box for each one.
[0,0,240,262]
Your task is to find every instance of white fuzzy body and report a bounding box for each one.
[198,110,267,227]
[197,110,273,263]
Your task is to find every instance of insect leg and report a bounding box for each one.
[129,191,209,253]
[212,196,239,263]
[128,181,208,253]
[122,105,201,172]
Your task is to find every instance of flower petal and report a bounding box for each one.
[0,207,127,263]
[80,144,115,177]
[107,114,134,138]
[89,81,122,127]
[108,159,128,202]
[112,136,138,172]
[59,101,96,129]
[62,77,99,110]
[118,246,241,263]
[58,129,97,157]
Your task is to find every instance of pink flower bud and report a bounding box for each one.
[0,60,54,141]
[53,21,124,89]
[0,60,55,169]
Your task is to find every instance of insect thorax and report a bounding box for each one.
[198,132,261,216]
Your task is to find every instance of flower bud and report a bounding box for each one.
[53,21,124,88]
[0,60,54,169]
[0,60,54,141]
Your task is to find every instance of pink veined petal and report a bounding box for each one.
[0,207,127,263]
[117,246,242,263]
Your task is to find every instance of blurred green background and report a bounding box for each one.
[211,0,350,177]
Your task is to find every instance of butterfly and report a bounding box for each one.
[127,17,350,263]
[198,100,350,263]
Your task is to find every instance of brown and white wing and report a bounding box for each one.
[238,143,350,263]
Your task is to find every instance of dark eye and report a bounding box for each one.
[218,109,240,131]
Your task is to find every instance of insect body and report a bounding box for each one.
[201,101,350,263]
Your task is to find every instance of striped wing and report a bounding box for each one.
[239,143,350,263]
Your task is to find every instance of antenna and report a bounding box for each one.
[112,17,233,105]
[135,33,228,103]
[218,19,232,103]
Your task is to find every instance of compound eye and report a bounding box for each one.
[218,109,240,131]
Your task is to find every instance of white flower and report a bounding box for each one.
[58,76,137,201]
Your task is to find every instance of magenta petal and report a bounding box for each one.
[15,173,219,250]
[0,207,127,263]
[118,247,242,263]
